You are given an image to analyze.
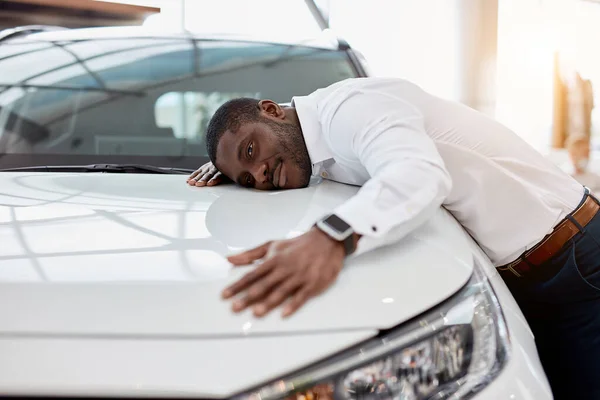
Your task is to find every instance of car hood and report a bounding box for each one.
[0,172,474,398]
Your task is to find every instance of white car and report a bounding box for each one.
[0,26,552,399]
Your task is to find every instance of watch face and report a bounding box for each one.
[324,214,351,234]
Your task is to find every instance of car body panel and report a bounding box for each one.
[0,173,553,398]
[0,173,472,337]
[0,330,377,398]
[0,172,478,396]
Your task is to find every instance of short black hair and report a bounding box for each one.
[206,98,261,165]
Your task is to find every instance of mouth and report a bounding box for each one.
[272,160,287,189]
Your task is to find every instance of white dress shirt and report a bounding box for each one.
[291,78,585,266]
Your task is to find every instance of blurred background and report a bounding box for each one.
[1,0,598,167]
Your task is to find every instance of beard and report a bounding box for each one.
[265,118,313,188]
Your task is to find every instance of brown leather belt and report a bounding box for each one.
[498,189,600,279]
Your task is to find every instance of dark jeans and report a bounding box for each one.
[502,202,600,400]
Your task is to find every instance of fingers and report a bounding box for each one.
[227,242,272,266]
[253,277,303,317]
[198,171,223,187]
[187,168,206,186]
[220,229,346,318]
[193,167,216,187]
[186,168,203,184]
[221,257,276,299]
[187,169,201,180]
[282,285,315,318]
[205,172,223,186]
[232,267,294,314]
[186,162,224,187]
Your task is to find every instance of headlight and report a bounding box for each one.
[237,262,510,400]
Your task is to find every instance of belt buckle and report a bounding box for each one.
[499,260,523,278]
[507,264,522,278]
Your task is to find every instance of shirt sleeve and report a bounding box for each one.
[322,89,452,256]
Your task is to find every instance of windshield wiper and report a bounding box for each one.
[0,164,194,174]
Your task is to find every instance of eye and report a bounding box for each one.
[247,142,254,159]
[244,173,254,188]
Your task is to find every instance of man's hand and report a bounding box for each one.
[222,228,346,318]
[187,161,227,187]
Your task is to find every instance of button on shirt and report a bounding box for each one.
[291,78,584,266]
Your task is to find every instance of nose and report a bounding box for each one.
[251,162,269,185]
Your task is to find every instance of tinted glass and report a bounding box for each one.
[0,37,358,169]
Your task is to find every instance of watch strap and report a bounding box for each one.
[342,233,357,256]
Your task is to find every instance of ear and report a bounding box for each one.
[258,100,285,121]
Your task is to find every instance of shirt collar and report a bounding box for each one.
[291,95,333,174]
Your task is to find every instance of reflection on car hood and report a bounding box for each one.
[0,172,474,398]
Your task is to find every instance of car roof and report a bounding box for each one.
[8,25,346,51]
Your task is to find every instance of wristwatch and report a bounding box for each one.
[316,214,357,256]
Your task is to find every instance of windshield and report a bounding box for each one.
[0,34,360,170]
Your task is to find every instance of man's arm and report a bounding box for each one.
[322,91,452,255]
[221,90,452,318]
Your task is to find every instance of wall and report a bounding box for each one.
[457,0,498,116]
[495,0,600,152]
[572,0,600,140]
[136,0,321,39]
[329,0,463,101]
[328,0,498,116]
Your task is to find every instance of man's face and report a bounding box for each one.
[215,106,312,190]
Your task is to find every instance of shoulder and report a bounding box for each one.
[317,78,423,129]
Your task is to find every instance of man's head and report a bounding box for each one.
[206,98,312,190]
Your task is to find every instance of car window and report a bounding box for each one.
[156,91,261,141]
[0,37,359,170]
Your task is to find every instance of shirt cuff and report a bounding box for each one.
[333,183,405,239]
